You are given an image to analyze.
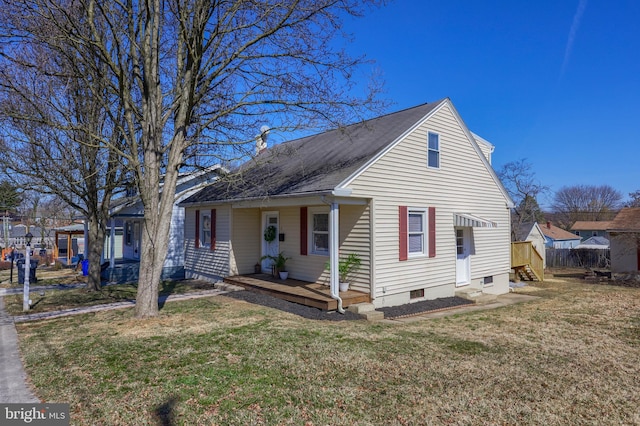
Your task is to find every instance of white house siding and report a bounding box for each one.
[226,204,371,291]
[184,206,231,281]
[164,204,185,268]
[335,204,372,293]
[525,227,546,268]
[610,233,638,273]
[472,133,494,165]
[347,103,511,307]
[230,208,261,275]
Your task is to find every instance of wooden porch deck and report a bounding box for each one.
[223,274,371,311]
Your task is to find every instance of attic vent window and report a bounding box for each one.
[427,132,440,168]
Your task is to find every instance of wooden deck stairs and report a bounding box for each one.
[511,241,544,282]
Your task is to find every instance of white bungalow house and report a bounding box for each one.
[102,165,222,283]
[180,98,514,309]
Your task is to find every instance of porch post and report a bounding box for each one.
[83,220,89,259]
[329,201,344,313]
[110,218,116,268]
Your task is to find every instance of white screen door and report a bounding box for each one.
[456,228,470,286]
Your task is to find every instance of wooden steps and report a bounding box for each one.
[223,274,370,311]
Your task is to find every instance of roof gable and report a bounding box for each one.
[183,99,513,207]
[540,222,581,241]
[609,208,640,232]
[514,222,545,241]
[184,100,447,204]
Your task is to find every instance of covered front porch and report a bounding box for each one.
[224,274,370,311]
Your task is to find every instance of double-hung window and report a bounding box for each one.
[408,209,427,256]
[311,210,329,255]
[201,212,211,248]
[399,206,436,260]
[428,132,440,168]
[195,209,216,250]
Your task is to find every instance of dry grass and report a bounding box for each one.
[0,265,84,288]
[15,275,640,425]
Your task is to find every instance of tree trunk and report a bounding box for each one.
[85,216,105,292]
[134,210,173,318]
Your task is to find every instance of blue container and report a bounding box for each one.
[81,259,89,276]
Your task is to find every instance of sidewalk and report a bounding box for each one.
[12,288,230,323]
[0,297,39,403]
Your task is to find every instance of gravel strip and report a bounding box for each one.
[224,291,473,321]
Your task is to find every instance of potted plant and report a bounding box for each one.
[325,253,361,292]
[261,251,291,279]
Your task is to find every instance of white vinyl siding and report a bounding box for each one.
[184,206,231,281]
[165,205,185,267]
[230,208,261,275]
[347,103,511,305]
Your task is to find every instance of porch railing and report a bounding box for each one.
[511,241,544,281]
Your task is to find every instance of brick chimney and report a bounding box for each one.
[546,221,551,229]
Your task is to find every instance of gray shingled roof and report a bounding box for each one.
[182,99,446,205]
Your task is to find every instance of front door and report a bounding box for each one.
[456,227,470,286]
[261,212,279,273]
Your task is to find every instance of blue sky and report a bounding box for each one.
[342,0,640,207]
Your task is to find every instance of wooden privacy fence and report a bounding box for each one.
[545,248,610,269]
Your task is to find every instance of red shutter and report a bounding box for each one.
[300,207,308,255]
[195,210,200,249]
[399,206,408,261]
[428,207,436,258]
[211,209,216,251]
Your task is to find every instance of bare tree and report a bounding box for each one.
[498,159,548,238]
[551,184,622,228]
[0,2,126,291]
[0,0,384,317]
[626,190,640,208]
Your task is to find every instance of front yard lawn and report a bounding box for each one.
[4,280,215,316]
[15,276,640,425]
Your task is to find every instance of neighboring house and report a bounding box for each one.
[513,222,546,268]
[1,224,55,250]
[608,208,640,273]
[571,221,612,239]
[180,98,514,308]
[54,223,86,265]
[540,222,582,249]
[103,165,222,283]
[575,236,609,249]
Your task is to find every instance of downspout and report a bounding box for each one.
[83,220,89,259]
[329,201,345,313]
